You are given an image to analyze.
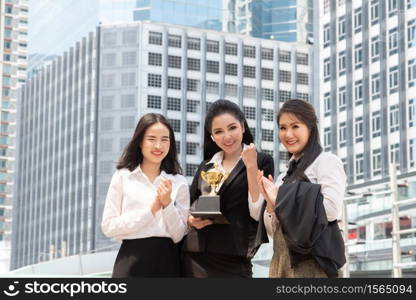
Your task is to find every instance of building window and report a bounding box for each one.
[279,70,291,83]
[279,50,291,63]
[122,30,137,44]
[339,86,346,111]
[186,121,199,134]
[121,94,136,108]
[101,117,113,131]
[355,43,363,69]
[389,27,399,55]
[176,141,181,154]
[225,63,238,76]
[102,74,115,88]
[324,92,331,117]
[206,40,219,53]
[339,122,347,147]
[168,55,181,69]
[167,76,181,90]
[147,95,161,109]
[390,143,400,165]
[410,98,416,127]
[371,0,379,25]
[372,110,381,137]
[122,51,136,65]
[339,51,346,76]
[168,34,181,48]
[187,79,200,92]
[388,0,398,16]
[371,36,380,62]
[373,149,382,176]
[148,73,162,87]
[102,95,114,109]
[169,119,181,132]
[262,48,274,60]
[338,16,346,41]
[186,164,199,177]
[355,116,363,143]
[262,68,274,81]
[262,129,274,142]
[225,42,238,56]
[409,59,416,87]
[100,161,113,175]
[103,32,117,46]
[410,139,416,167]
[323,24,330,48]
[187,99,199,113]
[102,53,116,67]
[354,80,363,106]
[355,153,364,180]
[121,72,136,87]
[279,90,291,102]
[225,84,238,97]
[148,52,162,66]
[149,31,162,45]
[262,88,274,101]
[206,60,219,73]
[261,108,274,121]
[324,127,331,150]
[296,53,308,65]
[409,0,416,9]
[186,142,199,155]
[389,66,399,94]
[297,73,308,85]
[187,58,200,71]
[243,45,256,58]
[120,116,135,130]
[187,37,200,50]
[244,106,256,120]
[244,65,256,78]
[354,7,362,33]
[206,81,219,94]
[408,19,416,48]
[390,104,399,132]
[297,93,309,102]
[371,73,381,100]
[244,86,256,99]
[324,58,331,81]
[167,97,181,111]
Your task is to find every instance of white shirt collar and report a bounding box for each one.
[206,144,248,170]
[131,164,168,184]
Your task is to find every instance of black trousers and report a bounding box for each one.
[112,237,180,278]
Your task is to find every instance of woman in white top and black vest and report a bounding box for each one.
[101,113,190,277]
[257,99,347,277]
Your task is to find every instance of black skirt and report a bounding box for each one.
[112,237,180,278]
[181,251,252,278]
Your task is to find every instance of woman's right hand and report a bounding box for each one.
[257,170,278,213]
[187,216,213,229]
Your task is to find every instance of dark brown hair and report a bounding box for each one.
[117,113,181,174]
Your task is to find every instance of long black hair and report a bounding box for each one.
[277,99,322,181]
[117,113,182,174]
[203,99,254,160]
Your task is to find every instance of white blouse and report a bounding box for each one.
[207,144,263,221]
[101,165,190,243]
[264,152,346,237]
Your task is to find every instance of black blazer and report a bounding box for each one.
[182,152,274,258]
[276,181,346,277]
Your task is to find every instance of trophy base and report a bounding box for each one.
[190,211,230,224]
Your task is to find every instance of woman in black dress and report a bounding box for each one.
[181,99,274,277]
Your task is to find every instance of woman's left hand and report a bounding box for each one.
[241,143,258,169]
[157,179,172,208]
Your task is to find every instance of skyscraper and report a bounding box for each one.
[0,0,28,273]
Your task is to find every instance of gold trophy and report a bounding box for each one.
[190,163,230,224]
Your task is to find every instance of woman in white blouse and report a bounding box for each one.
[101,113,190,277]
[257,99,347,277]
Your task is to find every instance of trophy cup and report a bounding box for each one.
[190,163,230,224]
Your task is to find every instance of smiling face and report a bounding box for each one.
[211,113,244,156]
[278,113,310,157]
[141,122,170,166]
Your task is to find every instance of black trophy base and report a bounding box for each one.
[190,211,230,224]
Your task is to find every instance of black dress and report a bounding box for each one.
[181,152,274,277]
